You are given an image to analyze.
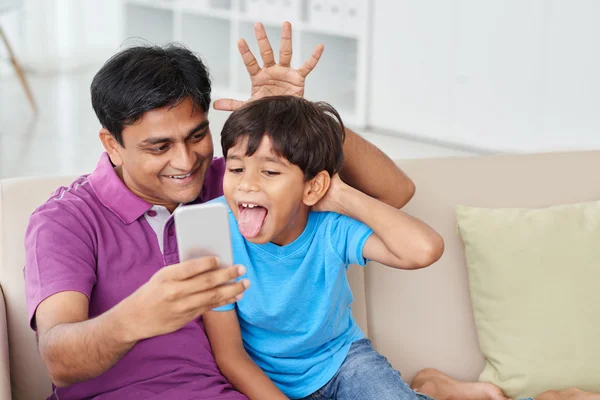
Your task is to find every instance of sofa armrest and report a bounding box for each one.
[0,285,12,399]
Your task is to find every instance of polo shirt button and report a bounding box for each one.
[147,210,157,217]
[168,227,175,236]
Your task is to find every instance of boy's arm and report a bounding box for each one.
[330,175,444,269]
[204,310,289,400]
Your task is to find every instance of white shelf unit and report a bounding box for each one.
[123,0,371,128]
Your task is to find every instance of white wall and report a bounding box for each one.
[0,3,21,77]
[368,0,600,153]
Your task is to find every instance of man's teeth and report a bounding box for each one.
[168,172,193,179]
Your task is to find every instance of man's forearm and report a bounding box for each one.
[339,128,415,208]
[39,305,136,387]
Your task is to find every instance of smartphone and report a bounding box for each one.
[174,202,234,267]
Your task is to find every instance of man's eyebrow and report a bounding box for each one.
[139,121,210,146]
[140,136,173,146]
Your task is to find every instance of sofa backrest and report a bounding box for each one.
[0,176,77,399]
[357,150,600,384]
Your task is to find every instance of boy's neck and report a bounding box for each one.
[270,205,311,247]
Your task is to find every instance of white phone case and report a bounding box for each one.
[174,202,234,267]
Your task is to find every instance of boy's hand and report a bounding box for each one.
[213,21,324,112]
[312,174,350,214]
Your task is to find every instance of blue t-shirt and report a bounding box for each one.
[210,196,374,398]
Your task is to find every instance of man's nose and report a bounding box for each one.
[170,144,196,172]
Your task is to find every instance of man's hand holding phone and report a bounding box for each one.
[118,257,249,342]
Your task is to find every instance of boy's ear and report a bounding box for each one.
[99,128,124,167]
[303,171,331,206]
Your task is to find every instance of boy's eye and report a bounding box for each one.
[228,168,244,174]
[264,171,280,176]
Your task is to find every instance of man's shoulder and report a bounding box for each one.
[32,174,99,220]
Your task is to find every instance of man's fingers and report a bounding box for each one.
[213,98,245,111]
[187,279,250,312]
[238,38,260,76]
[298,43,324,78]
[279,21,293,67]
[254,22,276,67]
[209,295,243,311]
[164,257,219,281]
[186,265,246,294]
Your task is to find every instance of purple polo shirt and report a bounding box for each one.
[24,153,247,400]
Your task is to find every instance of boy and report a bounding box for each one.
[204,96,444,400]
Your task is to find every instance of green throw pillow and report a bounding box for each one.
[457,201,600,399]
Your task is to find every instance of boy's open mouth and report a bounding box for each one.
[238,202,268,238]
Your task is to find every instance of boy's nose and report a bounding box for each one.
[239,172,260,192]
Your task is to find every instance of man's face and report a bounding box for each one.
[101,97,214,212]
[223,135,310,246]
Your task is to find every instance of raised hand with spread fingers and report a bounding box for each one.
[213,21,324,112]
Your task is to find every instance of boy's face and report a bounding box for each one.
[223,136,311,246]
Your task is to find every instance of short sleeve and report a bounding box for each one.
[212,303,236,312]
[327,213,374,267]
[24,201,97,330]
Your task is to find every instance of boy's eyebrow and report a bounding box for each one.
[140,121,210,146]
[261,156,288,166]
[226,154,288,167]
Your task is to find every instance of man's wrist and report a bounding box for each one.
[106,298,141,346]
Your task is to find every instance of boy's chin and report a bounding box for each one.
[242,232,272,244]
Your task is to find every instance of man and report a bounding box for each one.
[23,22,413,400]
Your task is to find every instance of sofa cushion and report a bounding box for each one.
[457,201,600,399]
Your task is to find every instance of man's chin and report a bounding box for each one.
[170,186,204,205]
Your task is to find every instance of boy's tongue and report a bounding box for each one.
[239,206,268,238]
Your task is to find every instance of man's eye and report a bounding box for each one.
[229,168,244,174]
[264,171,280,176]
[152,145,169,153]
[191,132,206,141]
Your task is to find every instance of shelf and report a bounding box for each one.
[177,0,234,20]
[125,0,178,12]
[123,0,370,129]
[125,2,174,44]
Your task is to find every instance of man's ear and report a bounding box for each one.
[303,171,331,206]
[99,128,124,167]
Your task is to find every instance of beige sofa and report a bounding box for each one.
[1,151,599,399]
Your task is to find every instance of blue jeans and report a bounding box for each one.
[295,338,433,400]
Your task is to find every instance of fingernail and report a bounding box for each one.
[235,293,244,301]
[237,266,246,275]
[214,257,221,265]
[242,279,251,288]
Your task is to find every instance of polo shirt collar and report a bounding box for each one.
[88,153,152,224]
